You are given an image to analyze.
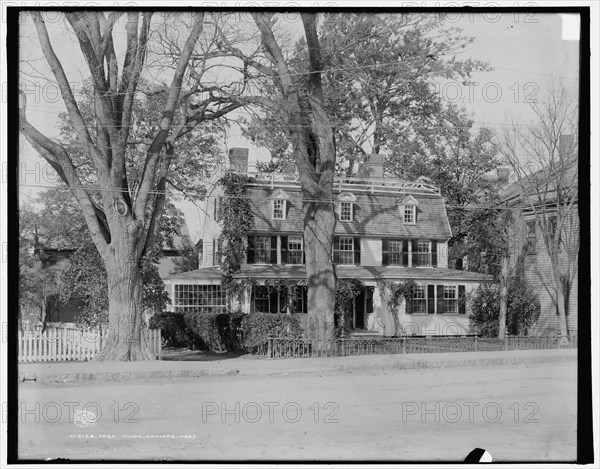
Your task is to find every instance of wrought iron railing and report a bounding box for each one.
[267,335,577,359]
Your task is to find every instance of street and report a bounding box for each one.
[17,361,577,462]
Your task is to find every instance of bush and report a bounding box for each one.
[240,313,302,353]
[149,312,196,349]
[469,279,541,337]
[183,310,244,352]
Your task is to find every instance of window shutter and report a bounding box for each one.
[412,240,418,266]
[402,240,409,266]
[354,237,361,265]
[247,236,255,264]
[217,197,222,221]
[427,285,435,314]
[213,198,217,219]
[302,248,306,265]
[269,288,279,314]
[212,239,216,265]
[431,240,438,267]
[333,237,340,264]
[270,236,278,264]
[458,285,466,314]
[436,285,444,314]
[280,236,288,264]
[382,239,389,266]
[405,297,413,314]
[302,286,308,314]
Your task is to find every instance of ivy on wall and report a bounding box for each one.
[218,172,255,297]
[377,279,418,336]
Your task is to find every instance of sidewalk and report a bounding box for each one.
[18,348,577,384]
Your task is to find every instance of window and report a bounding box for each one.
[339,202,353,222]
[253,286,271,313]
[291,286,307,314]
[442,286,458,314]
[272,199,286,220]
[339,237,354,265]
[525,220,536,255]
[254,236,271,264]
[174,285,225,313]
[403,205,415,224]
[413,285,427,314]
[213,197,223,221]
[388,240,403,266]
[287,236,303,264]
[417,241,431,267]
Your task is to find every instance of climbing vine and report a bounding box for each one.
[218,173,255,298]
[377,280,418,336]
[334,278,364,337]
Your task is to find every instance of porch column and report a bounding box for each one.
[371,286,385,335]
[242,283,252,314]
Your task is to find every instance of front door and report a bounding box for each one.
[354,289,365,329]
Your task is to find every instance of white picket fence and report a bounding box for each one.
[18,326,162,362]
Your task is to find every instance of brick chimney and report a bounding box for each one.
[363,154,384,179]
[228,148,249,174]
[558,134,575,159]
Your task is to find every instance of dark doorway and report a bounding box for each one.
[353,286,374,330]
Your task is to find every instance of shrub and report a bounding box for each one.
[469,279,541,337]
[240,313,302,353]
[149,312,196,349]
[183,310,244,352]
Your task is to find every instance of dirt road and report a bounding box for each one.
[17,361,577,462]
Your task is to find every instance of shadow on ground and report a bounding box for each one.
[161,348,261,361]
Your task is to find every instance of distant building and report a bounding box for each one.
[164,148,491,337]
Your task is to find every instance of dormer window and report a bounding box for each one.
[337,192,356,222]
[269,189,289,220]
[273,199,285,219]
[399,195,418,225]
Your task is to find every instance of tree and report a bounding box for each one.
[216,12,338,339]
[500,83,579,338]
[169,237,200,275]
[19,12,242,360]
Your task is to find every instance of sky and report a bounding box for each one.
[13,9,582,241]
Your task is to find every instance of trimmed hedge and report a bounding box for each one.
[240,313,303,353]
[183,311,244,352]
[149,312,197,349]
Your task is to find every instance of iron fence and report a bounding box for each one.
[267,335,577,359]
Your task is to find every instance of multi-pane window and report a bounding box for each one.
[174,285,225,312]
[413,285,427,314]
[443,286,458,314]
[253,286,271,313]
[272,199,286,219]
[417,241,431,266]
[255,236,271,264]
[389,240,403,265]
[339,202,353,222]
[287,236,303,264]
[403,205,415,224]
[339,237,354,265]
[291,286,307,314]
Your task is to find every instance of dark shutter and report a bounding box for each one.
[212,239,216,265]
[354,237,361,265]
[431,240,438,267]
[333,237,340,264]
[412,240,418,266]
[402,240,409,266]
[281,236,288,264]
[302,286,308,314]
[270,236,278,264]
[302,247,306,265]
[405,296,413,314]
[436,285,444,314]
[217,197,222,221]
[213,198,217,219]
[269,288,279,314]
[427,285,435,314]
[382,239,389,266]
[247,236,255,264]
[458,285,466,314]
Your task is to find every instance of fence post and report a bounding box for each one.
[402,337,406,354]
[340,333,346,357]
[474,336,478,352]
[158,329,162,360]
[267,336,273,359]
[504,336,509,351]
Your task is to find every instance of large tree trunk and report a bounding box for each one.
[95,241,154,361]
[498,255,509,338]
[304,202,337,340]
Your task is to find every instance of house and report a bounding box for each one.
[500,136,579,337]
[164,148,491,337]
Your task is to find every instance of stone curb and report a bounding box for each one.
[19,350,577,384]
